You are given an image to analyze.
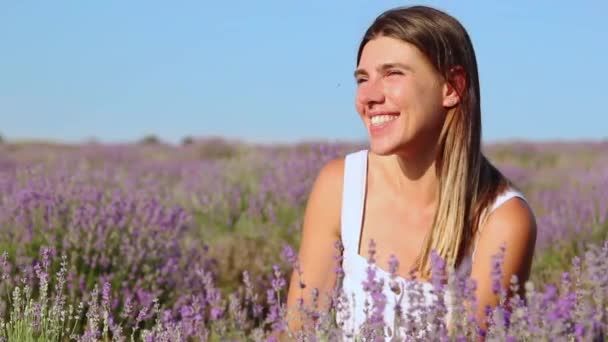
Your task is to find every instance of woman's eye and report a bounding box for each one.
[356,78,367,85]
[387,70,403,76]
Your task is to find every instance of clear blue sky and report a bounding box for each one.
[1,0,606,144]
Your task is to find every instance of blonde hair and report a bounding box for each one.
[356,6,514,279]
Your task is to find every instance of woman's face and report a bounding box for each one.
[355,36,454,156]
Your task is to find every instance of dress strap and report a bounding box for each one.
[340,149,368,257]
[471,189,528,262]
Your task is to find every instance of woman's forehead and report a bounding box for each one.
[358,36,425,67]
[357,36,432,74]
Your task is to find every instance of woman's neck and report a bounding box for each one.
[372,140,440,212]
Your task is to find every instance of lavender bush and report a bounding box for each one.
[0,138,605,340]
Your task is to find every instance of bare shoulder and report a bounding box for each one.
[285,157,346,332]
[471,196,537,299]
[313,157,345,195]
[303,157,345,238]
[478,197,537,252]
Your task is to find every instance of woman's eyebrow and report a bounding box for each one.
[353,68,367,78]
[354,62,413,78]
[380,62,413,72]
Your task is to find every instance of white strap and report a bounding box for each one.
[340,150,368,257]
[471,189,527,262]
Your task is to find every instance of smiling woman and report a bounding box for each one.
[354,37,450,155]
[285,4,537,341]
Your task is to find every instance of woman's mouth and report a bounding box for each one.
[369,113,399,136]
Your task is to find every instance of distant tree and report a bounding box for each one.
[0,133,3,144]
[197,137,239,159]
[181,135,195,146]
[84,136,100,145]
[139,134,160,145]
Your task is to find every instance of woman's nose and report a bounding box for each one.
[358,78,385,107]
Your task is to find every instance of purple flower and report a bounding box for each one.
[575,323,586,339]
[271,265,286,292]
[388,254,399,278]
[281,245,297,266]
[491,244,506,296]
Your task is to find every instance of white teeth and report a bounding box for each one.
[370,115,398,125]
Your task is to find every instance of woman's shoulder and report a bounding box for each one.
[314,157,345,191]
[482,185,535,238]
[488,186,529,214]
[474,185,537,269]
[300,156,346,241]
[488,188,536,234]
[312,148,367,190]
[303,149,368,234]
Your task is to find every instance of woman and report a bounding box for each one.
[284,5,537,340]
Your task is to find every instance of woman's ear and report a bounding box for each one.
[442,65,466,108]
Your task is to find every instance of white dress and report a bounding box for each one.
[334,149,527,341]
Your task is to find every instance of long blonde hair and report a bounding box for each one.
[356,6,514,280]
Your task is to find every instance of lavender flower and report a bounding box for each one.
[0,140,606,340]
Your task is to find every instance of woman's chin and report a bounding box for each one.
[369,139,399,156]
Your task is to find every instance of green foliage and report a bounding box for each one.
[531,219,608,285]
[138,134,161,145]
[196,138,242,160]
[181,135,194,146]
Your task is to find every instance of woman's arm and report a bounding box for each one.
[282,158,345,338]
[469,197,537,334]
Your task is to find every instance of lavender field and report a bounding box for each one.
[0,138,606,341]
